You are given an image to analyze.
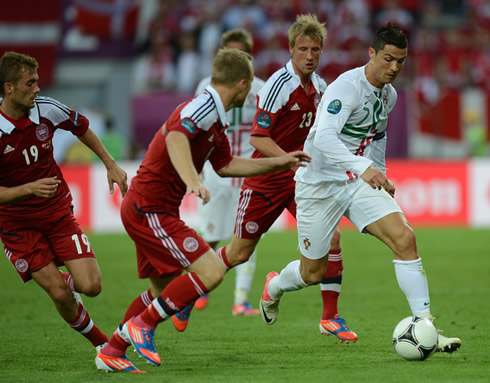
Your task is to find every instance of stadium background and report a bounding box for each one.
[1,0,489,231]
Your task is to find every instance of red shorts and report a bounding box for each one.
[234,185,296,239]
[1,211,95,283]
[121,189,210,279]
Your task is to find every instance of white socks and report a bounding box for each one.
[234,250,257,305]
[268,260,308,300]
[393,258,431,316]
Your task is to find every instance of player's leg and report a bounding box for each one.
[64,257,102,297]
[96,275,174,373]
[260,254,328,325]
[232,249,259,315]
[260,180,348,326]
[365,212,461,352]
[32,261,108,348]
[351,182,461,353]
[124,249,225,365]
[319,228,358,342]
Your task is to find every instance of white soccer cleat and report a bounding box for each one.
[259,272,281,325]
[436,333,462,353]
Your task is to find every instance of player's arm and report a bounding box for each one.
[166,130,210,204]
[0,176,61,205]
[314,84,387,190]
[216,151,311,178]
[77,128,128,197]
[369,132,395,196]
[250,135,287,157]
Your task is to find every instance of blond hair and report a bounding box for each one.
[0,51,39,97]
[211,48,253,87]
[288,14,327,48]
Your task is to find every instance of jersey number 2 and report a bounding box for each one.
[299,112,313,128]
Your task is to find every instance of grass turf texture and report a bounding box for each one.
[0,228,488,382]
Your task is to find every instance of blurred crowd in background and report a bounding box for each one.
[134,0,490,95]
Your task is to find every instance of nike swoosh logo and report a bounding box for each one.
[261,304,273,324]
[424,302,430,306]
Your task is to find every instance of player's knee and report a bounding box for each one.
[394,225,417,260]
[76,277,102,297]
[300,269,323,286]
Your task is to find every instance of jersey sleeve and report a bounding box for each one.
[36,96,89,136]
[209,133,233,171]
[313,81,373,175]
[165,98,204,140]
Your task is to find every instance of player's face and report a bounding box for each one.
[290,35,322,78]
[232,75,253,109]
[9,68,40,111]
[368,44,407,87]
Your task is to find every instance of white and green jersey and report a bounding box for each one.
[295,65,397,183]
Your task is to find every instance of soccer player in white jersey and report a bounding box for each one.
[172,30,265,332]
[259,23,462,353]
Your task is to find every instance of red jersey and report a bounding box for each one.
[130,86,233,216]
[243,60,326,192]
[0,96,88,222]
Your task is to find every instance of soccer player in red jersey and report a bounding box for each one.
[0,52,128,354]
[210,14,358,342]
[95,48,310,372]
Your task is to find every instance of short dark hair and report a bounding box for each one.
[371,23,408,53]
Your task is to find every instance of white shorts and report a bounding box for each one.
[296,178,403,260]
[198,164,241,243]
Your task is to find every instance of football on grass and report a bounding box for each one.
[392,316,438,361]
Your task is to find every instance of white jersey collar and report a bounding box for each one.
[0,99,40,135]
[285,60,322,93]
[204,85,229,128]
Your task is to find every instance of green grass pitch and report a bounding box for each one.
[0,228,489,382]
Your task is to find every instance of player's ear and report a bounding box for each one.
[368,47,376,61]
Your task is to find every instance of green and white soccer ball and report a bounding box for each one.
[392,316,438,361]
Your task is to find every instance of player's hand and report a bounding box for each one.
[106,164,128,197]
[385,179,396,198]
[278,150,311,170]
[187,182,210,205]
[29,176,61,198]
[361,167,388,190]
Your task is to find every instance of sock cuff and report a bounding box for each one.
[141,289,154,306]
[187,272,209,296]
[393,257,422,265]
[328,250,342,261]
[216,247,231,270]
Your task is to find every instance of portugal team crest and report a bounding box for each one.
[35,123,50,141]
[183,237,199,252]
